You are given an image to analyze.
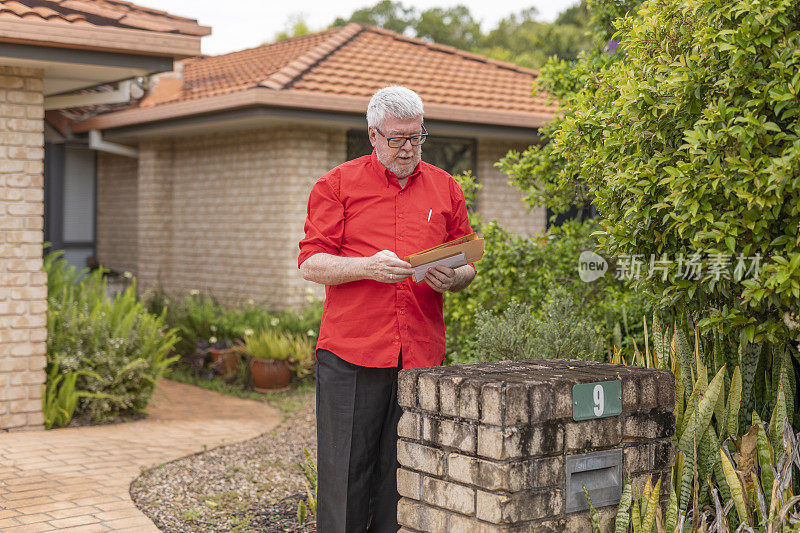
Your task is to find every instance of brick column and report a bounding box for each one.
[396,359,675,532]
[0,66,47,431]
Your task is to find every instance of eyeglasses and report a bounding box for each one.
[374,124,428,148]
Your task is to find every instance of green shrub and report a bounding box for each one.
[149,290,322,355]
[147,291,238,355]
[42,355,109,430]
[443,215,648,363]
[45,249,179,424]
[468,287,605,363]
[148,288,322,386]
[271,302,323,340]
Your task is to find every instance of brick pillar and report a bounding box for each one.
[136,139,173,296]
[0,66,47,431]
[396,359,675,532]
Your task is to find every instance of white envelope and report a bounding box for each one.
[412,252,467,282]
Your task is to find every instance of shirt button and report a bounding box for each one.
[398,236,403,241]
[399,213,403,218]
[395,335,400,341]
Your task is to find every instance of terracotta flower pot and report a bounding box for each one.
[249,358,291,392]
[209,348,240,378]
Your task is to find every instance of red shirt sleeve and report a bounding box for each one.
[298,172,345,268]
[447,178,477,273]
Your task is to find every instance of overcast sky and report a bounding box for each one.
[133,0,580,56]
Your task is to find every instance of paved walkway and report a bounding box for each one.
[0,379,281,532]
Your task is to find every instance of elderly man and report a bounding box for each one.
[298,86,476,532]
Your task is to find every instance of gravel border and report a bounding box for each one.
[130,390,317,532]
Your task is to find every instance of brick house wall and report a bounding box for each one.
[96,126,544,309]
[477,139,546,238]
[109,126,343,308]
[0,66,47,432]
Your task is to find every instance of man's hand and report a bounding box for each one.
[367,250,414,283]
[424,265,455,293]
[424,264,476,293]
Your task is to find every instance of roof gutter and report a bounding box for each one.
[45,79,145,111]
[89,129,138,158]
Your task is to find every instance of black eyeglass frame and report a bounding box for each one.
[373,124,428,148]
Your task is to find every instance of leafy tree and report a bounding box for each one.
[481,6,593,68]
[274,13,312,41]
[331,0,413,34]
[414,5,482,51]
[554,2,589,27]
[330,1,593,68]
[498,0,640,217]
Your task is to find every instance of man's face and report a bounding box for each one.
[368,114,423,179]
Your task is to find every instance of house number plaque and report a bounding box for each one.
[572,380,622,421]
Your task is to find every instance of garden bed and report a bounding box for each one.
[131,387,317,532]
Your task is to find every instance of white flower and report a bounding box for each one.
[270,318,280,327]
[306,329,316,337]
[189,289,200,296]
[209,336,217,344]
[244,328,254,336]
[247,299,255,306]
[123,271,133,279]
[210,325,217,332]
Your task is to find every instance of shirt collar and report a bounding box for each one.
[370,149,422,187]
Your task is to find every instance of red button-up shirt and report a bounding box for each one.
[298,150,475,369]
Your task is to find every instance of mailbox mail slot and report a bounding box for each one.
[565,449,623,512]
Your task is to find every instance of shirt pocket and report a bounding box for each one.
[412,206,448,250]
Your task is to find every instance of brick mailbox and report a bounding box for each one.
[396,359,675,532]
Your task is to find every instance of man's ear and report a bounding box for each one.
[368,126,377,148]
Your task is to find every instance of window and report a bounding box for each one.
[546,203,598,228]
[44,143,97,270]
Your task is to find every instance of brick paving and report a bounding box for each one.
[0,379,281,532]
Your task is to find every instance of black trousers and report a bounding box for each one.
[315,348,403,533]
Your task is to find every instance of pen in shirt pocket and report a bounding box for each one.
[427,208,432,222]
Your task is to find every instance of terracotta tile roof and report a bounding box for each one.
[136,23,556,117]
[0,0,210,36]
[297,27,552,114]
[66,23,557,132]
[138,29,339,107]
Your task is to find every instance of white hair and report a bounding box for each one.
[366,86,424,128]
